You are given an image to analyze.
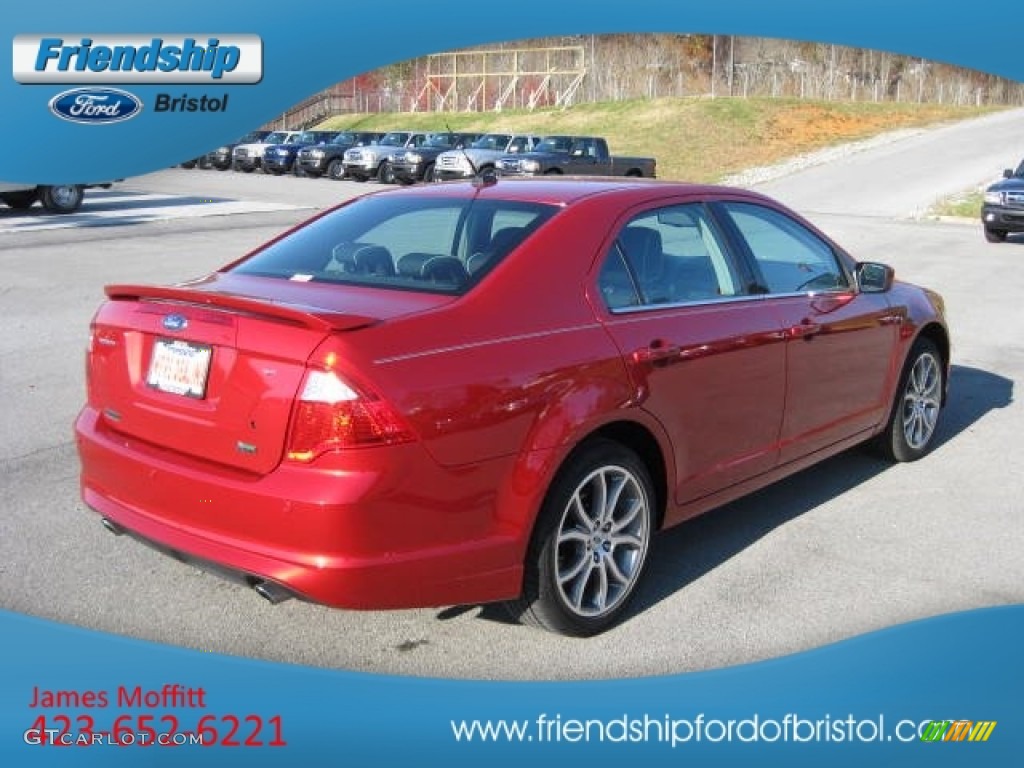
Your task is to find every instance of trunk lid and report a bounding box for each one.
[87,273,452,474]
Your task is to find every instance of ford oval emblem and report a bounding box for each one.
[48,88,143,125]
[162,313,188,332]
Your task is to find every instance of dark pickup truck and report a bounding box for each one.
[495,136,656,178]
[295,131,383,179]
[263,130,340,176]
[389,132,481,184]
[982,158,1024,242]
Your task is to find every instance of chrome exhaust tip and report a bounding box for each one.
[252,579,293,605]
[100,517,125,536]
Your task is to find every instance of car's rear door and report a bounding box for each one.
[594,200,787,506]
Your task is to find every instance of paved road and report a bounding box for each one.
[1,113,1022,680]
[755,107,1024,218]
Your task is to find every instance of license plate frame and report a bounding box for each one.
[146,338,213,399]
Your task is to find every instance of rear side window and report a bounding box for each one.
[230,195,558,295]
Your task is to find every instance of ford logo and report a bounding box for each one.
[162,313,188,332]
[48,88,143,125]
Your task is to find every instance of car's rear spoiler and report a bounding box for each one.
[104,284,378,332]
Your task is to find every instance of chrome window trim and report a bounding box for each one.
[605,288,855,316]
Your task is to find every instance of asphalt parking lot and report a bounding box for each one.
[2,110,1022,680]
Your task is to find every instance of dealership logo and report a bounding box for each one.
[49,88,142,124]
[12,34,263,84]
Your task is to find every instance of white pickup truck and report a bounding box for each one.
[0,182,113,214]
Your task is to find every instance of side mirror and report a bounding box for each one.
[856,262,894,293]
[1004,169,1014,179]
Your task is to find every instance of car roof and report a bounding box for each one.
[357,176,771,207]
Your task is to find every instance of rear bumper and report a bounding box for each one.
[75,406,524,609]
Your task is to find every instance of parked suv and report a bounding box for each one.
[263,131,339,176]
[343,131,428,183]
[295,131,383,179]
[982,158,1024,242]
[232,130,302,173]
[390,132,481,184]
[435,133,542,181]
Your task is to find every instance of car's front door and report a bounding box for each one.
[714,200,901,464]
[594,202,788,508]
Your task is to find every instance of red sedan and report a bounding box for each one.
[75,177,949,636]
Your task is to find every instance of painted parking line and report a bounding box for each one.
[0,189,310,234]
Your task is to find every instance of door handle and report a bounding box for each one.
[787,319,822,340]
[632,340,681,366]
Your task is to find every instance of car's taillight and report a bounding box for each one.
[286,369,413,462]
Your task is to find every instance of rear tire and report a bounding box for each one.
[984,227,1007,243]
[505,439,654,637]
[874,338,944,462]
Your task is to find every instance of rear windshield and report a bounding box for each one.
[229,194,559,295]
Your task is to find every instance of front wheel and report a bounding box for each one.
[422,163,436,183]
[984,227,1007,243]
[506,439,654,636]
[326,158,345,180]
[377,161,394,184]
[40,185,84,214]
[875,338,944,462]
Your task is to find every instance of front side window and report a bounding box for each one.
[598,203,744,311]
[473,134,511,150]
[230,196,557,295]
[379,132,411,147]
[720,202,849,294]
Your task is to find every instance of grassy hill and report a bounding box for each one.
[317,97,998,182]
